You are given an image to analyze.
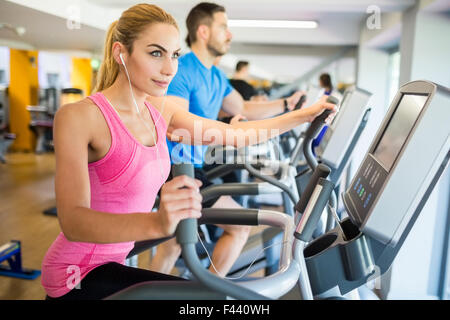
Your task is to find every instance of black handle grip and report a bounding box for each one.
[201,183,260,204]
[304,96,339,139]
[325,95,339,105]
[172,163,194,177]
[204,164,245,180]
[172,163,198,245]
[198,208,259,226]
[295,164,331,214]
[294,94,307,110]
[294,178,335,242]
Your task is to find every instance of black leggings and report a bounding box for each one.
[46,262,185,300]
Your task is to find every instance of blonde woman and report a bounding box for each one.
[41,3,336,300]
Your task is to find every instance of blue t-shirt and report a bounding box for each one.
[166,52,233,167]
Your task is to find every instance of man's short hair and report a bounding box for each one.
[185,2,226,47]
[236,61,249,72]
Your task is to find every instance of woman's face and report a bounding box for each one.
[123,23,181,97]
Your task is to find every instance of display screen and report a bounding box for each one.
[372,94,428,171]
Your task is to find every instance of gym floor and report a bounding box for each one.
[0,153,270,300]
[1,153,56,299]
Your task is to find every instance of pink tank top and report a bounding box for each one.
[41,92,171,298]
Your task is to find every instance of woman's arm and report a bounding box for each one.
[54,101,202,244]
[155,95,336,148]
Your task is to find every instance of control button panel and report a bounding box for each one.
[346,155,388,223]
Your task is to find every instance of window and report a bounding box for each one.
[38,51,71,88]
[46,73,60,88]
[387,50,400,107]
[0,46,10,85]
[0,70,5,84]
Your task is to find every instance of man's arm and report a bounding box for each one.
[221,90,283,120]
[222,89,305,120]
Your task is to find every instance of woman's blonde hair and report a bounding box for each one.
[94,4,178,92]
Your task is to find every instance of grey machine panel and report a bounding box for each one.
[316,87,372,169]
[343,80,450,246]
[304,80,450,296]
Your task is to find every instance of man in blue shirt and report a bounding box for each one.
[151,2,306,277]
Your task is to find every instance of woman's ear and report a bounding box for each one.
[112,42,124,65]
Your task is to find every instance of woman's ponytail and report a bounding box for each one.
[93,21,119,93]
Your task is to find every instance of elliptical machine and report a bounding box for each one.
[106,80,449,300]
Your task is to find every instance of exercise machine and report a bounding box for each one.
[0,240,41,280]
[0,85,15,163]
[106,80,449,300]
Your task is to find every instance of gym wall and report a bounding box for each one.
[9,49,38,151]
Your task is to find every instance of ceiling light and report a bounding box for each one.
[228,20,318,29]
[0,23,26,36]
[15,26,26,37]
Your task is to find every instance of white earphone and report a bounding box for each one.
[118,49,275,279]
[117,50,167,181]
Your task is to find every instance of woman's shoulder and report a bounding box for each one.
[56,97,101,120]
[54,97,106,131]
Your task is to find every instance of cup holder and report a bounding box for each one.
[340,218,361,241]
[338,219,376,281]
[304,233,338,258]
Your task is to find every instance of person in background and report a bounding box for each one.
[229,60,256,101]
[312,73,343,153]
[318,73,342,100]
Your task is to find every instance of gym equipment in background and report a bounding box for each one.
[0,240,41,280]
[41,88,84,216]
[0,85,15,163]
[28,88,83,154]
